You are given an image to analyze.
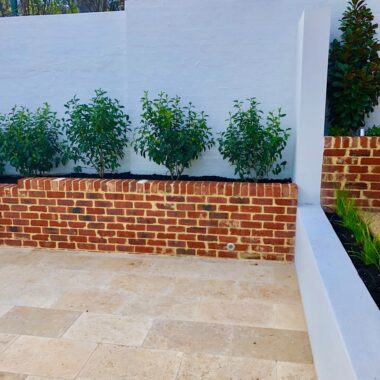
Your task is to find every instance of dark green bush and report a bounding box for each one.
[0,128,5,174]
[218,98,289,181]
[134,91,214,179]
[365,125,380,136]
[0,104,65,176]
[64,89,131,178]
[327,0,380,136]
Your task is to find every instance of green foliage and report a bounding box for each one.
[0,0,11,16]
[327,0,380,136]
[64,89,131,178]
[0,104,66,176]
[16,0,78,15]
[0,128,6,174]
[336,189,380,270]
[365,125,380,136]
[134,91,215,179]
[217,98,289,181]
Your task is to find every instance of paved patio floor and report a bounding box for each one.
[0,248,315,379]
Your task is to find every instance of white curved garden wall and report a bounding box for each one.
[0,0,379,177]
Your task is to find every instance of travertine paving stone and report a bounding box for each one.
[0,336,96,378]
[144,320,313,363]
[231,325,313,363]
[0,307,13,319]
[63,312,151,346]
[77,345,182,379]
[176,353,277,380]
[0,373,26,379]
[277,361,317,380]
[0,334,17,353]
[52,289,128,314]
[0,248,315,379]
[144,320,234,356]
[0,307,80,338]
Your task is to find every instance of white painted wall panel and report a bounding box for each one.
[0,0,379,176]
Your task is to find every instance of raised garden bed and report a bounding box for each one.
[0,177,297,261]
[0,173,292,185]
[326,212,380,308]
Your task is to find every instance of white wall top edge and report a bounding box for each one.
[296,205,380,380]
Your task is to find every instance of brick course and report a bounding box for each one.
[321,136,380,211]
[0,178,297,261]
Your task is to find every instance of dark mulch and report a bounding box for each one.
[0,172,292,185]
[326,212,380,309]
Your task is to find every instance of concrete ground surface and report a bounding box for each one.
[0,248,315,379]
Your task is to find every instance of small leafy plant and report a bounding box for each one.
[218,98,289,181]
[336,189,380,270]
[64,89,131,178]
[366,125,380,136]
[0,104,65,176]
[134,91,214,179]
[327,0,380,136]
[0,128,6,175]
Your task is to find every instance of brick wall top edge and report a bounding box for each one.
[324,136,380,149]
[7,177,297,197]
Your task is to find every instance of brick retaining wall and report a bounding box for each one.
[0,178,297,261]
[321,136,380,211]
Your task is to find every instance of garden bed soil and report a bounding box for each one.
[326,212,380,308]
[0,172,292,185]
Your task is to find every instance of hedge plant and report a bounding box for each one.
[366,125,380,136]
[64,89,131,178]
[327,0,380,136]
[134,91,214,179]
[0,104,66,176]
[218,98,289,181]
[0,128,5,175]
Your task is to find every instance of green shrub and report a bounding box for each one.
[134,91,214,179]
[0,128,5,175]
[64,89,131,178]
[327,0,380,136]
[365,125,380,136]
[0,104,65,176]
[336,189,380,270]
[218,98,289,181]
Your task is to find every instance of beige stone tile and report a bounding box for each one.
[0,307,79,338]
[108,273,175,297]
[77,344,182,379]
[197,299,275,328]
[0,284,60,309]
[0,334,17,353]
[122,294,200,321]
[171,278,238,300]
[237,281,301,304]
[0,249,35,266]
[232,325,313,364]
[144,320,233,356]
[52,289,128,314]
[0,336,96,378]
[277,361,317,380]
[0,306,13,319]
[0,373,27,379]
[274,303,308,331]
[176,353,276,380]
[63,312,150,346]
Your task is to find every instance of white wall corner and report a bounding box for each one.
[294,8,331,205]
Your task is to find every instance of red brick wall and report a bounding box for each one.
[321,136,380,211]
[0,178,297,261]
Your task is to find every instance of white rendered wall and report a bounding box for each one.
[296,206,380,380]
[0,0,379,176]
